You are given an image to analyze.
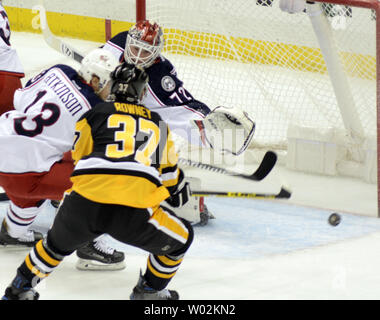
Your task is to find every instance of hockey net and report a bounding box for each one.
[138,0,378,184]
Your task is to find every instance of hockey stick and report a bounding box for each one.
[32,4,281,194]
[37,1,85,63]
[36,3,274,181]
[191,186,292,200]
[179,150,277,182]
[0,185,291,202]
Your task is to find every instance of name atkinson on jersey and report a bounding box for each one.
[44,72,84,116]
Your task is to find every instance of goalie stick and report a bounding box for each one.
[0,151,284,202]
[179,150,277,182]
[38,0,85,63]
[37,2,267,175]
[191,187,292,200]
[0,152,281,202]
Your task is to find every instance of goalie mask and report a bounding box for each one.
[124,20,164,68]
[110,63,149,103]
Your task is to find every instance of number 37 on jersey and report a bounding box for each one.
[72,101,178,169]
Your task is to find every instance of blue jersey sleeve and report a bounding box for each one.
[102,31,128,62]
[107,31,128,50]
[146,58,210,116]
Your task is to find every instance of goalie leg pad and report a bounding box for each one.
[163,177,215,225]
[163,194,201,225]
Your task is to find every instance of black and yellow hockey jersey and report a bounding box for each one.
[70,101,180,208]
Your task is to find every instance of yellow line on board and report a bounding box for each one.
[5,6,375,80]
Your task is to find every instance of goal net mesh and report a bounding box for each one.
[145,0,376,160]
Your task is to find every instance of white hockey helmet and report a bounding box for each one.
[124,20,164,68]
[78,48,119,93]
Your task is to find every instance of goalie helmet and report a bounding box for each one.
[124,20,164,68]
[110,62,149,103]
[78,48,119,93]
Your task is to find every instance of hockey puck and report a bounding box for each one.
[328,213,341,226]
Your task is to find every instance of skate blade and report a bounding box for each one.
[0,243,35,251]
[0,239,39,248]
[76,258,126,271]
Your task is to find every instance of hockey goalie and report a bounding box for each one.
[37,17,257,226]
[101,20,257,226]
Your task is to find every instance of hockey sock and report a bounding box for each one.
[144,253,184,291]
[144,215,194,290]
[4,201,46,238]
[18,238,64,288]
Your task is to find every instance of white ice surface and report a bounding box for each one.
[0,32,379,300]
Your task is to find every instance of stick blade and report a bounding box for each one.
[276,187,292,199]
[249,151,277,181]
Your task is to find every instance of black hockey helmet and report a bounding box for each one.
[110,63,149,103]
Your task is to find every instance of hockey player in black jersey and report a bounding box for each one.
[102,20,215,227]
[102,21,256,228]
[2,63,193,300]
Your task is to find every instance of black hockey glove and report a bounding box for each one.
[110,63,136,82]
[166,170,191,208]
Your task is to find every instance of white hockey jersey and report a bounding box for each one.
[102,31,211,146]
[0,64,102,173]
[0,4,24,76]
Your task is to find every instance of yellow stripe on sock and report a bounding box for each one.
[147,258,176,279]
[157,255,183,267]
[36,240,61,267]
[25,255,49,279]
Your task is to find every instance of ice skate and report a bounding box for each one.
[130,272,179,300]
[0,219,43,247]
[2,271,40,300]
[2,286,39,300]
[76,239,125,271]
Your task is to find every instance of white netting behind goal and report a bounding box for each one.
[145,0,376,157]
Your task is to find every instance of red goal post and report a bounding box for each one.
[135,0,380,216]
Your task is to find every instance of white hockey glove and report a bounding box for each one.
[279,0,306,13]
[201,106,255,156]
[166,170,191,208]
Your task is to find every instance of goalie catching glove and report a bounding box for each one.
[200,106,255,155]
[166,169,191,208]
